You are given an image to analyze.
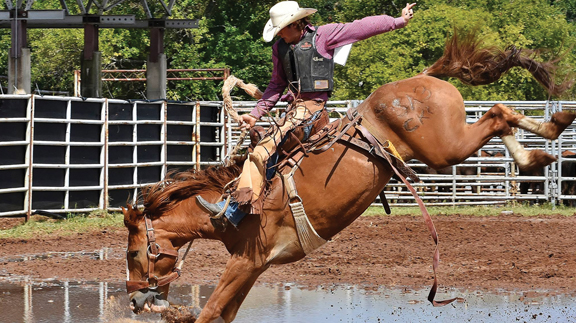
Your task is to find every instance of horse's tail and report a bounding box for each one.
[423,28,573,97]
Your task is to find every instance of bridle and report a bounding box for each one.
[126,215,193,294]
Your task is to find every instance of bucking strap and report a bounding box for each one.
[337,132,420,183]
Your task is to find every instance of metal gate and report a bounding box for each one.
[0,95,225,218]
[2,96,575,218]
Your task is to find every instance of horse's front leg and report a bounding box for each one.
[196,256,267,323]
[219,269,265,322]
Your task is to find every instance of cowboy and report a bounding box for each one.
[198,1,416,231]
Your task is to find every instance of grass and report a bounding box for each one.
[1,204,574,239]
[0,210,124,239]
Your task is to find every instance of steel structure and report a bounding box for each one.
[0,1,199,29]
[0,0,199,97]
[3,0,180,18]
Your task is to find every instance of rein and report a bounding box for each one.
[126,216,193,294]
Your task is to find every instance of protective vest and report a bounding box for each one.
[278,28,334,94]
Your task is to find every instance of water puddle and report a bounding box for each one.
[0,248,119,263]
[0,279,574,322]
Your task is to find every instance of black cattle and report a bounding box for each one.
[561,150,576,206]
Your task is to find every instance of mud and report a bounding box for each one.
[1,214,576,294]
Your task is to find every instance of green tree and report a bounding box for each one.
[333,0,576,101]
[1,0,574,101]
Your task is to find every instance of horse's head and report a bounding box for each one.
[123,204,183,314]
[121,164,242,314]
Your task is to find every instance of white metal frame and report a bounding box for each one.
[1,96,576,218]
[0,95,225,217]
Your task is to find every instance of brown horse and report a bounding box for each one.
[123,30,574,322]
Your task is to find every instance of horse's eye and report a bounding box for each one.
[128,251,139,258]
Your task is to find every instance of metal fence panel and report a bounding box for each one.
[1,96,576,218]
[0,96,225,217]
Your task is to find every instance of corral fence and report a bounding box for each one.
[1,95,575,219]
[0,95,225,219]
[231,100,576,208]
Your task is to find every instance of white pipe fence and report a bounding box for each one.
[1,95,575,218]
[0,95,224,218]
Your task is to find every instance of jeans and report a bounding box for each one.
[218,200,247,227]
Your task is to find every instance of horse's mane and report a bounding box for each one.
[424,28,573,97]
[141,163,242,218]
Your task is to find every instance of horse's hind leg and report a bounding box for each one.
[501,134,556,172]
[513,109,574,140]
[491,103,574,171]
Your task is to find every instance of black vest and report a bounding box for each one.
[277,28,334,94]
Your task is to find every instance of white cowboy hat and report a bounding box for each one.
[262,1,317,42]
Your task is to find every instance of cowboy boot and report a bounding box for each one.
[196,196,229,232]
[196,195,224,216]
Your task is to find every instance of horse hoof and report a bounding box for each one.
[518,150,557,172]
[549,112,576,139]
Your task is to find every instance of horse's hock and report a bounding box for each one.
[0,96,575,218]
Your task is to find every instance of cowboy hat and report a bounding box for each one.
[262,1,317,42]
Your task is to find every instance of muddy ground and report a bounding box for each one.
[1,214,576,295]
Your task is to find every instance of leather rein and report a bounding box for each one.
[125,216,193,294]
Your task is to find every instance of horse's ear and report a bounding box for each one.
[122,204,143,230]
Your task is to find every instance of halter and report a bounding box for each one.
[125,216,193,294]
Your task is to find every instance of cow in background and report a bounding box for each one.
[519,167,545,195]
[561,150,576,206]
[518,150,576,206]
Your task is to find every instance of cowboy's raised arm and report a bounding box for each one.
[320,4,416,51]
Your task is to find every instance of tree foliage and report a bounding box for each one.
[0,0,574,100]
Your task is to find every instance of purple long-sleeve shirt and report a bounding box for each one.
[250,15,406,119]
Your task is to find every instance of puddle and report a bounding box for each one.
[0,248,119,263]
[0,280,574,322]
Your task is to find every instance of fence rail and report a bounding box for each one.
[0,95,225,218]
[228,100,576,208]
[1,95,575,218]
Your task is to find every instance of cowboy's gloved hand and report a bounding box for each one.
[280,93,295,103]
[402,3,416,23]
[240,114,258,130]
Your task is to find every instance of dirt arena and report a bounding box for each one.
[1,213,576,295]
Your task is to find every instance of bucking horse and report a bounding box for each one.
[122,30,575,322]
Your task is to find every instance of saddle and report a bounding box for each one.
[273,108,419,187]
[247,107,419,217]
